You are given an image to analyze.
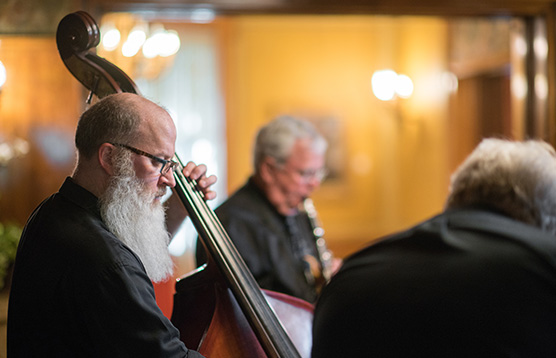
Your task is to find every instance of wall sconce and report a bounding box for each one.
[371,69,414,101]
[0,60,6,90]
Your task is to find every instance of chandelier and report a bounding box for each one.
[97,13,181,80]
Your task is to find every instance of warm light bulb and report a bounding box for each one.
[513,35,527,57]
[0,60,6,89]
[395,74,413,98]
[128,27,146,47]
[101,28,121,51]
[511,74,528,100]
[535,74,548,100]
[122,26,146,57]
[372,69,397,101]
[159,30,180,57]
[142,32,162,58]
[534,36,548,60]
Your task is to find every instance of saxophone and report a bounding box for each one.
[302,198,333,286]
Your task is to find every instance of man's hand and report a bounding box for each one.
[165,162,218,237]
[181,161,218,201]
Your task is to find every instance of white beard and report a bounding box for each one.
[99,151,174,283]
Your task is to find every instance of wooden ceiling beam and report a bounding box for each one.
[86,0,556,17]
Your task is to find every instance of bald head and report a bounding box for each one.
[75,93,174,159]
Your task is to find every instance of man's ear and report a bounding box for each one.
[259,157,277,184]
[98,143,116,176]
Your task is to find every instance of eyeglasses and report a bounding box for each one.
[295,167,328,182]
[111,143,179,175]
[277,163,328,182]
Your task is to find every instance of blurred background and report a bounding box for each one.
[0,0,555,342]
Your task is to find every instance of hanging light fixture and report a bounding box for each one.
[98,14,182,80]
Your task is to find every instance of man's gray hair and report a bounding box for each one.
[75,94,141,159]
[253,115,327,171]
[446,138,556,234]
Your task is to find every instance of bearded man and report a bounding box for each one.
[8,93,215,357]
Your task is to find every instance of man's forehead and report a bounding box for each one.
[287,140,324,165]
[133,111,176,156]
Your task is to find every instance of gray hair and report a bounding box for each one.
[253,115,327,170]
[75,94,141,159]
[446,138,556,234]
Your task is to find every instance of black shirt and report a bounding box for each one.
[8,177,203,357]
[312,208,556,357]
[196,177,321,303]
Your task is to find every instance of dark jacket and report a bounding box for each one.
[312,208,556,357]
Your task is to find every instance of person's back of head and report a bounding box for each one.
[253,115,327,172]
[446,138,556,234]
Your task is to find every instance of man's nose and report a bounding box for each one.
[160,169,177,188]
[308,175,322,188]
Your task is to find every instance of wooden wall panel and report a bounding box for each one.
[0,37,84,226]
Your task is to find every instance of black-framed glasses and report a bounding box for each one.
[111,143,179,175]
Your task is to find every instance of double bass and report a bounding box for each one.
[56,11,313,358]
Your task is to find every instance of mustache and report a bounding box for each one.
[157,188,167,197]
